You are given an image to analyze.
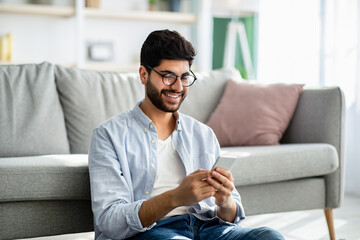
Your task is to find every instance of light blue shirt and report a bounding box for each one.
[88,102,245,240]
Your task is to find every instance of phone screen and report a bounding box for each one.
[211,156,236,171]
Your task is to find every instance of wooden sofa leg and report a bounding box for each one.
[324,209,335,240]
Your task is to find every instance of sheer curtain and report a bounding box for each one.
[323,0,360,196]
[257,0,360,195]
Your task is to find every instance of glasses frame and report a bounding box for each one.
[147,65,197,87]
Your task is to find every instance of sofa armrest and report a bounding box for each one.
[281,87,346,208]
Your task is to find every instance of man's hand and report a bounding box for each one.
[139,169,215,228]
[206,167,237,222]
[171,169,215,207]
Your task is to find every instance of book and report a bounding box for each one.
[0,34,13,61]
[6,33,12,61]
[0,36,7,61]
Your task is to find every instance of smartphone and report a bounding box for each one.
[211,156,237,171]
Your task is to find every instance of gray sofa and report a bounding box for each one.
[0,62,345,240]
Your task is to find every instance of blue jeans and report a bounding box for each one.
[129,214,284,240]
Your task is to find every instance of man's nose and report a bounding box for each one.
[171,76,184,92]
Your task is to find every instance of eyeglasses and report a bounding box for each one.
[147,66,197,87]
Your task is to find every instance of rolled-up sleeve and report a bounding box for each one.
[89,127,153,239]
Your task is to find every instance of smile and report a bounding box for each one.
[164,92,181,98]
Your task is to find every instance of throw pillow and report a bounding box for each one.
[55,65,144,154]
[0,62,70,157]
[206,80,304,146]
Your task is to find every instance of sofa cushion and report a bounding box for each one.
[0,62,70,157]
[0,154,89,202]
[55,65,144,154]
[222,143,338,186]
[180,68,243,123]
[207,80,303,146]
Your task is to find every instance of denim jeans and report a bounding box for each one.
[129,214,285,240]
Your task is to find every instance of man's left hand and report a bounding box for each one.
[206,167,237,222]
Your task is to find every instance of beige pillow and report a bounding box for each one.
[206,80,304,146]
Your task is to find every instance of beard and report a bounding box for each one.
[145,76,186,113]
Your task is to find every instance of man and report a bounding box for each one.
[89,29,284,240]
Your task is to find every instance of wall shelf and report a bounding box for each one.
[0,3,197,24]
[0,60,76,67]
[0,3,75,17]
[85,9,197,24]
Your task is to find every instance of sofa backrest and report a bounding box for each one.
[55,65,241,154]
[0,62,70,157]
[55,65,145,154]
[180,67,242,123]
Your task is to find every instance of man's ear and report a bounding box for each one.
[139,65,148,85]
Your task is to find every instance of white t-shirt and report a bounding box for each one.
[150,135,188,218]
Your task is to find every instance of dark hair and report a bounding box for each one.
[140,29,196,71]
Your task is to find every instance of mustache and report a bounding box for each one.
[161,89,185,96]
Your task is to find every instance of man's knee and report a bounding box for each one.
[253,227,285,240]
[130,228,192,240]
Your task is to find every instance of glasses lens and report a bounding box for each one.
[163,74,177,85]
[181,75,195,87]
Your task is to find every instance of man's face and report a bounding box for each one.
[145,60,190,113]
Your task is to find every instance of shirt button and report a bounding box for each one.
[151,163,155,168]
[145,191,149,195]
[150,124,154,128]
[144,127,147,131]
[151,139,155,144]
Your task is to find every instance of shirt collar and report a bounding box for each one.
[132,100,182,132]
[173,111,182,131]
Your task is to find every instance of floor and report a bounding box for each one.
[19,194,360,240]
[242,193,360,240]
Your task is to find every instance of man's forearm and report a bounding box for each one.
[138,189,178,227]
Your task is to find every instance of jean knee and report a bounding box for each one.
[256,227,285,240]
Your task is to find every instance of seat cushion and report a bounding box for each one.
[222,143,339,186]
[0,62,70,157]
[0,144,338,202]
[0,154,89,202]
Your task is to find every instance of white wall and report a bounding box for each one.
[0,3,192,69]
[0,13,77,63]
[83,18,191,65]
[257,0,321,86]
